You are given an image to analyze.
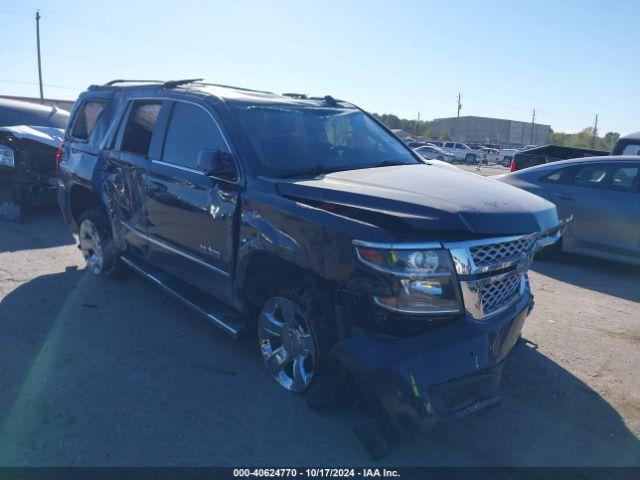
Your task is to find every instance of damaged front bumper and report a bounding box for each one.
[331,288,533,443]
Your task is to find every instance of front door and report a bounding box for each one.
[143,100,240,299]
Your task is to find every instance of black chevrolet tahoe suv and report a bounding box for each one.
[58,79,566,447]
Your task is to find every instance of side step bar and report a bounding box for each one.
[120,255,252,340]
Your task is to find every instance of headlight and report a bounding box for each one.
[354,242,462,315]
[0,145,15,168]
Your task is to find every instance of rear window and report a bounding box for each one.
[120,102,161,156]
[71,101,108,140]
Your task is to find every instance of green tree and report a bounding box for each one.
[548,127,619,152]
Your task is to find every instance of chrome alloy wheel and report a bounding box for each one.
[79,219,104,275]
[258,296,319,392]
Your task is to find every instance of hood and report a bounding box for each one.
[277,164,559,237]
[0,125,64,148]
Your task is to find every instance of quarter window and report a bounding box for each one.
[71,100,107,140]
[542,168,570,183]
[120,102,161,156]
[611,167,638,190]
[162,102,229,169]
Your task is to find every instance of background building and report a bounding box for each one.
[430,116,551,147]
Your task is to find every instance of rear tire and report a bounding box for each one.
[78,206,129,278]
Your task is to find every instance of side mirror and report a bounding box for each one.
[197,149,237,181]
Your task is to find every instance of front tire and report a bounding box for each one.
[78,207,128,277]
[258,279,337,393]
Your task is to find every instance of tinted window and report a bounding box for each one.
[71,101,107,140]
[611,166,638,190]
[162,102,229,169]
[621,144,640,156]
[444,142,454,148]
[232,106,417,178]
[120,102,161,156]
[455,143,466,149]
[542,168,569,183]
[573,165,608,187]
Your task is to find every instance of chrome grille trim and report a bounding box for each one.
[446,219,570,320]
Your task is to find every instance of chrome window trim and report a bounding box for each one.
[114,95,243,185]
[121,221,230,277]
[151,159,203,175]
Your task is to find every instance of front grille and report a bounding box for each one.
[470,237,536,268]
[479,273,521,315]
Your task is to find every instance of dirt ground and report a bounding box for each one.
[0,207,639,466]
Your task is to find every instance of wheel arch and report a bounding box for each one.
[69,184,102,230]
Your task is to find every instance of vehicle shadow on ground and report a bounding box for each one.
[531,253,640,303]
[2,270,638,466]
[0,205,76,253]
[398,342,640,466]
[0,267,84,426]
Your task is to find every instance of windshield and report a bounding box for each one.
[232,105,419,177]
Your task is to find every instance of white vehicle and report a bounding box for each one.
[479,147,500,163]
[497,148,520,167]
[414,144,457,163]
[441,141,485,163]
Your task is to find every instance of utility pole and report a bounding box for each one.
[590,114,599,148]
[457,93,462,118]
[35,10,44,102]
[530,108,536,145]
[415,111,420,139]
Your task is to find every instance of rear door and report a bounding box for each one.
[554,162,640,257]
[104,99,166,258]
[143,100,240,299]
[64,97,112,185]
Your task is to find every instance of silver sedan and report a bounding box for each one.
[496,156,640,266]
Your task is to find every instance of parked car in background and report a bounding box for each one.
[479,147,499,163]
[58,79,565,449]
[510,144,608,171]
[0,98,70,219]
[497,156,639,266]
[414,144,457,162]
[611,131,640,156]
[497,148,519,167]
[440,141,485,163]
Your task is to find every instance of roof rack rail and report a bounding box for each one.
[162,78,203,88]
[103,79,164,86]
[282,93,308,99]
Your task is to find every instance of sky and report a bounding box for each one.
[1,0,638,135]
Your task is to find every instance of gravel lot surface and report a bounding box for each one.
[1,207,639,466]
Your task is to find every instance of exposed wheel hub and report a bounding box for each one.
[79,220,104,275]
